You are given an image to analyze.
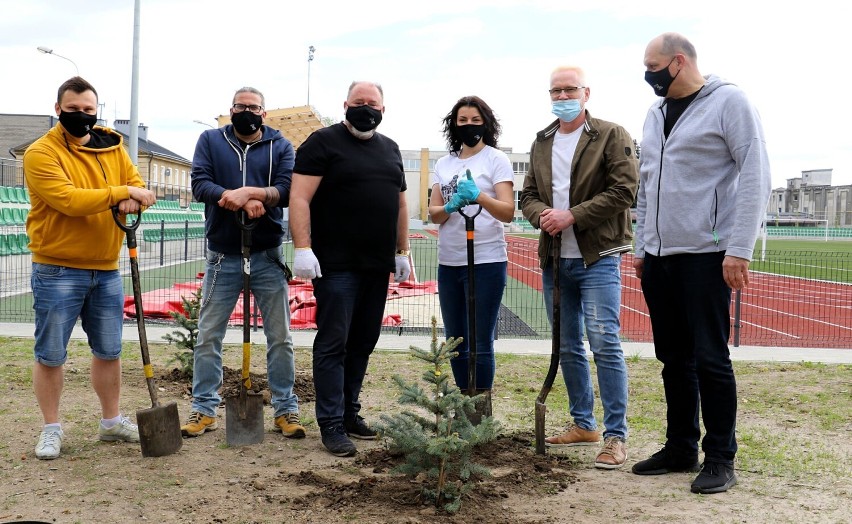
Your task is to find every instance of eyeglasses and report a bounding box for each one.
[232,103,264,114]
[548,86,585,97]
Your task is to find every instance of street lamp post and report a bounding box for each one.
[307,45,315,106]
[128,0,141,164]
[193,119,215,129]
[37,46,79,75]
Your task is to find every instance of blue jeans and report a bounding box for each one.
[542,256,629,440]
[192,248,298,418]
[31,264,124,366]
[641,252,737,463]
[312,270,389,428]
[438,262,507,390]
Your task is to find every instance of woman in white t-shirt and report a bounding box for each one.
[428,96,515,410]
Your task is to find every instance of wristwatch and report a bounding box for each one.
[396,249,410,256]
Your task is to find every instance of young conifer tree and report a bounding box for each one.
[162,286,202,377]
[376,317,500,513]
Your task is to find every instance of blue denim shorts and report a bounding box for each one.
[31,263,125,366]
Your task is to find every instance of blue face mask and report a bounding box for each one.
[551,99,583,122]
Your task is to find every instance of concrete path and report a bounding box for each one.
[2,322,850,364]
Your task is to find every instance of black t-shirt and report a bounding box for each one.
[663,87,702,138]
[294,123,406,272]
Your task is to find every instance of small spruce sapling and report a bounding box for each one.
[162,286,202,377]
[376,317,500,513]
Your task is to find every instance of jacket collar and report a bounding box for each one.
[536,111,600,143]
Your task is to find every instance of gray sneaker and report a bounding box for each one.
[35,428,63,460]
[98,416,140,442]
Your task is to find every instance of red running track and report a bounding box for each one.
[505,235,852,348]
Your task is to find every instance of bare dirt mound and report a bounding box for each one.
[158,367,315,402]
[281,432,578,522]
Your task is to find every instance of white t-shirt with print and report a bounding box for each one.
[430,146,514,266]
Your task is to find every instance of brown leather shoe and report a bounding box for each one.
[544,423,601,447]
[595,436,627,469]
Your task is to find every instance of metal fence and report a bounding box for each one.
[1,229,850,348]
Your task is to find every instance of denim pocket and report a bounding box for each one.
[32,263,64,278]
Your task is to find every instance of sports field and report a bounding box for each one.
[1,234,849,348]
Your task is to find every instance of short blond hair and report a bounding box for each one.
[550,66,586,86]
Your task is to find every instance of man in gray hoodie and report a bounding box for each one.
[631,33,772,494]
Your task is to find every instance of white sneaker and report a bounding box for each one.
[98,416,140,442]
[35,428,63,460]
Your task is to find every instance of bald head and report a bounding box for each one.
[644,32,705,98]
[648,32,697,61]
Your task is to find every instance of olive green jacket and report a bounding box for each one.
[520,113,639,268]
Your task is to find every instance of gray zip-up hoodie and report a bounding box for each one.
[635,74,772,261]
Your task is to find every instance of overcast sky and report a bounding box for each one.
[0,0,848,188]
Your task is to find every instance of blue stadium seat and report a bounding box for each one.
[0,207,13,226]
[11,207,25,225]
[0,234,11,256]
[17,233,30,254]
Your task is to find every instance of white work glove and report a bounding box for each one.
[293,247,322,279]
[394,254,411,283]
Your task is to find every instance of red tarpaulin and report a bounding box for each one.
[124,279,437,330]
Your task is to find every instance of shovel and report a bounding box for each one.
[225,210,264,446]
[535,232,561,454]
[458,202,491,424]
[112,208,183,458]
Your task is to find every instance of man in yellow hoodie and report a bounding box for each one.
[23,76,156,460]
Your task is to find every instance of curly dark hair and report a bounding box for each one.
[441,95,501,154]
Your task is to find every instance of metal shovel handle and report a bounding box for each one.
[459,205,482,395]
[538,232,562,400]
[535,233,561,454]
[111,207,159,408]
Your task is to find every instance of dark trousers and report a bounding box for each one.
[312,270,389,428]
[438,261,507,390]
[641,252,737,463]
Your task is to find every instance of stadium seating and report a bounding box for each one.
[142,226,205,243]
[0,232,29,256]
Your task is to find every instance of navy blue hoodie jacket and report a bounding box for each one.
[191,124,294,254]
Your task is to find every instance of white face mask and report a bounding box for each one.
[551,99,582,122]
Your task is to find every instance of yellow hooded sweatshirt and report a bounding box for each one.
[23,124,146,270]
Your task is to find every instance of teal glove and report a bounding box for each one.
[444,193,467,214]
[456,169,481,202]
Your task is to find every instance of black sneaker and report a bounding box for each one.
[344,415,377,440]
[320,424,357,457]
[632,447,700,475]
[690,462,737,494]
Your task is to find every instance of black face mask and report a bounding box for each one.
[456,124,486,148]
[345,105,382,132]
[231,110,263,136]
[59,110,98,138]
[644,57,679,97]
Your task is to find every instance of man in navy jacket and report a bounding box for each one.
[183,87,305,440]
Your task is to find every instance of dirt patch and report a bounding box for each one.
[1,342,849,524]
[281,433,577,523]
[158,367,316,403]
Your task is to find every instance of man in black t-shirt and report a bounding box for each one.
[290,81,410,457]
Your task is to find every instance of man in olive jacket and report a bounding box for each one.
[520,65,638,470]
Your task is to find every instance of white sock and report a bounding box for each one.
[100,414,123,428]
[44,423,62,433]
